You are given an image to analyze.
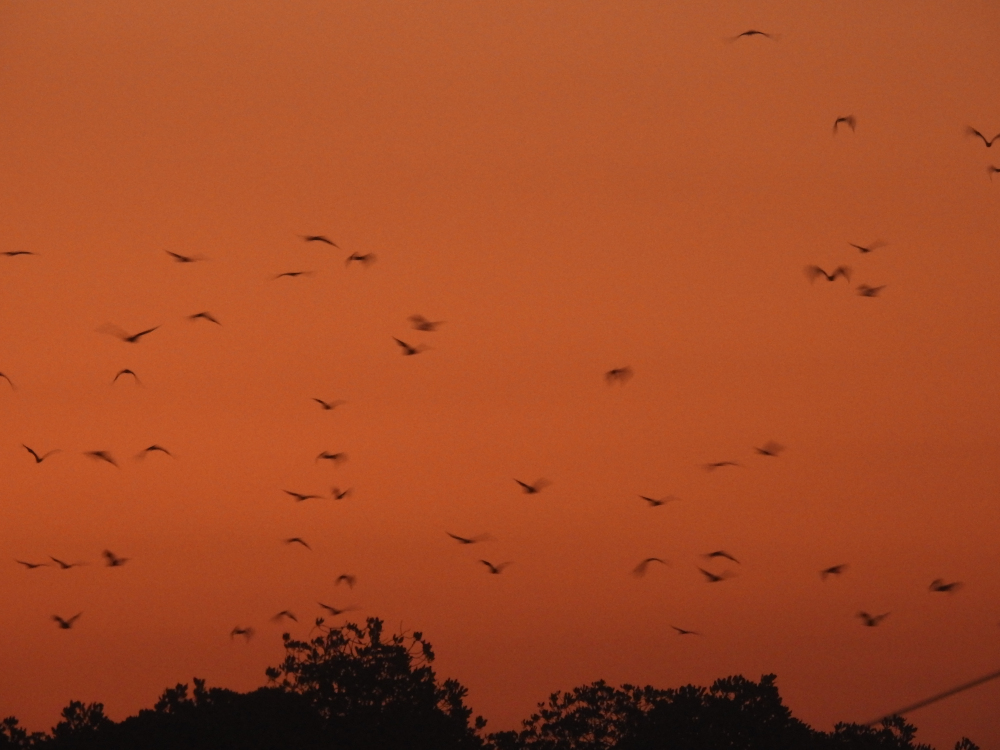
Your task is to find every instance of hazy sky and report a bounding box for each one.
[2,1,999,747]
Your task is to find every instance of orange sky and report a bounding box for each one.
[2,1,999,746]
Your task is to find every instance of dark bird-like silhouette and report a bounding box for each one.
[640,495,679,507]
[284,490,322,503]
[409,315,444,332]
[53,613,82,630]
[704,461,741,471]
[605,367,633,385]
[100,324,160,344]
[929,579,963,593]
[849,240,886,254]
[345,252,376,267]
[704,550,740,564]
[103,550,129,567]
[446,532,490,544]
[313,398,346,411]
[393,338,427,356]
[966,126,1000,147]
[316,452,347,464]
[697,567,730,583]
[165,250,204,263]
[805,266,851,283]
[515,478,550,494]
[274,271,314,279]
[988,165,1000,180]
[272,610,298,623]
[318,603,357,616]
[820,564,848,580]
[230,626,254,641]
[856,284,886,297]
[137,445,173,458]
[632,557,668,577]
[85,451,119,467]
[858,611,890,627]
[23,444,60,463]
[833,116,856,134]
[284,537,311,550]
[335,574,356,588]
[671,625,700,636]
[16,560,47,569]
[754,441,785,457]
[3,250,35,257]
[0,372,13,389]
[731,29,774,40]
[188,311,221,325]
[301,235,338,247]
[479,560,511,575]
[50,557,84,570]
[331,487,353,500]
[112,369,140,385]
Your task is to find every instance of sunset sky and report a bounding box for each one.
[2,1,999,747]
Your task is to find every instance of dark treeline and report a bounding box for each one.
[0,618,978,750]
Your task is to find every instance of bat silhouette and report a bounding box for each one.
[103,550,128,567]
[833,116,856,134]
[731,29,774,41]
[989,165,1000,180]
[335,574,356,588]
[409,315,445,332]
[274,271,314,279]
[704,461,741,471]
[188,312,221,325]
[53,613,82,630]
[446,532,490,544]
[515,478,550,494]
[49,557,85,570]
[479,560,511,575]
[331,487,353,500]
[605,367,633,385]
[230,626,254,641]
[113,369,140,385]
[345,253,376,267]
[858,611,889,627]
[704,550,740,564]
[100,324,161,343]
[805,266,851,283]
[966,127,1000,147]
[284,537,311,550]
[3,250,35,257]
[272,610,298,622]
[85,451,119,467]
[929,579,963,593]
[697,567,731,583]
[820,564,848,580]
[0,372,13,389]
[301,235,338,247]
[165,250,204,263]
[16,560,48,569]
[632,558,668,577]
[23,444,60,463]
[640,495,679,507]
[856,284,886,297]
[671,625,700,636]
[137,445,173,458]
[313,398,346,411]
[754,441,785,457]
[316,452,347,464]
[849,240,886,254]
[393,338,427,356]
[284,490,322,502]
[318,603,357,616]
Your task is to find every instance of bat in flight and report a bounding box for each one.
[632,558,668,577]
[284,537,312,550]
[318,603,357,616]
[479,560,511,575]
[515,478,550,494]
[409,315,445,332]
[331,487,353,500]
[53,613,82,630]
[137,445,173,458]
[85,451,119,467]
[274,271,314,279]
[697,567,731,583]
[100,324,161,343]
[833,116,856,134]
[966,127,1000,148]
[929,579,963,593]
[345,252,376,267]
[272,610,298,623]
[188,312,221,325]
[989,165,1000,180]
[284,490,322,502]
[165,250,205,263]
[301,235,338,247]
[16,560,48,569]
[704,550,740,564]
[103,550,129,567]
[23,445,60,463]
[393,338,427,356]
[316,452,347,464]
[704,461,741,471]
[754,441,785,457]
[605,367,633,385]
[2,250,35,257]
[0,372,13,389]
[858,611,889,627]
[113,369,140,385]
[820,564,848,580]
[313,398,346,411]
[849,240,886,254]
[856,284,886,297]
[805,266,851,283]
[50,557,85,570]
[335,575,356,588]
[230,626,254,641]
[640,495,679,507]
[446,532,490,545]
[730,29,775,41]
[671,625,700,636]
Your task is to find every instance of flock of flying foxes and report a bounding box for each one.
[2,29,994,644]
